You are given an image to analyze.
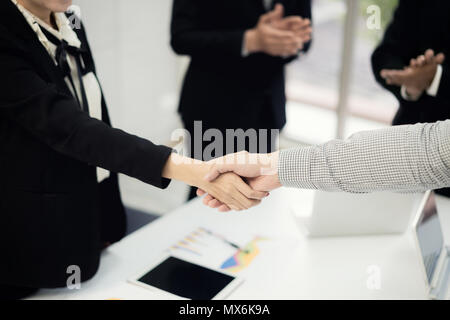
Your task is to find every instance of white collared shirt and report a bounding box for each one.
[11,0,110,182]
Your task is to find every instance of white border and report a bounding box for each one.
[128,253,244,300]
[412,191,447,295]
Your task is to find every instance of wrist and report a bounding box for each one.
[162,154,211,188]
[403,86,423,100]
[244,28,261,54]
[257,152,281,186]
[269,151,282,188]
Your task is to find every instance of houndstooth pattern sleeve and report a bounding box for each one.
[278,120,450,193]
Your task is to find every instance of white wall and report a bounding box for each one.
[73,0,188,214]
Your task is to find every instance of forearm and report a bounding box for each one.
[162,153,208,188]
[278,121,450,193]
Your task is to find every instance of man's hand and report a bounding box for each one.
[244,4,312,57]
[162,153,268,211]
[197,151,282,212]
[380,49,445,98]
[273,16,312,44]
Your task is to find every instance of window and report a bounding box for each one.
[283,0,399,145]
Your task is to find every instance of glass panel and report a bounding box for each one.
[285,0,345,144]
[345,0,399,137]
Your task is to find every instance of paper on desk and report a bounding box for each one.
[166,226,297,276]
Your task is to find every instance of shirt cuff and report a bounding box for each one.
[401,85,422,101]
[278,148,317,189]
[241,36,249,57]
[427,64,443,97]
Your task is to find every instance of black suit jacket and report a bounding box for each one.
[0,1,172,288]
[171,0,312,131]
[372,0,450,125]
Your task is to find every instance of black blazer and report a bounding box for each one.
[371,0,450,125]
[171,0,312,130]
[0,1,172,289]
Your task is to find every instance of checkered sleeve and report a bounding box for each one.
[278,120,450,193]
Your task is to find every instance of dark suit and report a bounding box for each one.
[171,0,311,138]
[372,0,450,126]
[171,0,311,199]
[0,0,172,295]
[371,0,450,197]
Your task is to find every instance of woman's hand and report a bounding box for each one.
[162,153,268,211]
[197,151,282,212]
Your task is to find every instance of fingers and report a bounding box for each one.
[218,204,231,212]
[380,69,408,86]
[272,3,284,21]
[424,49,435,63]
[410,50,445,68]
[196,188,206,197]
[200,173,267,212]
[260,3,284,24]
[224,175,264,210]
[435,53,446,64]
[235,180,268,200]
[202,193,214,205]
[204,163,228,182]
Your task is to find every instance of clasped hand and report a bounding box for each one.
[197,151,282,212]
[380,49,446,98]
[245,4,312,57]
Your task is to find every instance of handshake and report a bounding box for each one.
[244,3,312,57]
[198,151,282,212]
[163,151,281,212]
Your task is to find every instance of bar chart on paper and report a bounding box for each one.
[167,227,267,274]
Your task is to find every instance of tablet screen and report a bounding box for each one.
[416,192,444,283]
[137,256,235,300]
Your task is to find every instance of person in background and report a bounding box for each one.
[171,0,312,200]
[371,0,450,196]
[0,0,266,299]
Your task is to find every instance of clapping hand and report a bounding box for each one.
[245,4,312,57]
[197,151,282,212]
[380,49,445,98]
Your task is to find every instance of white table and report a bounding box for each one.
[30,189,450,300]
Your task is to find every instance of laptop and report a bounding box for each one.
[413,191,450,300]
[292,191,420,237]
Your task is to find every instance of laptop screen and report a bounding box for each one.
[416,192,444,283]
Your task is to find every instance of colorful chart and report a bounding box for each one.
[220,237,264,273]
[168,228,266,273]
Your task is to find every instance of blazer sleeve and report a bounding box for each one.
[436,64,450,100]
[280,0,313,64]
[0,38,172,189]
[371,0,418,102]
[278,120,450,193]
[295,0,312,54]
[170,0,245,58]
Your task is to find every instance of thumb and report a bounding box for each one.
[260,3,284,24]
[204,163,229,182]
[272,3,284,20]
[435,53,446,65]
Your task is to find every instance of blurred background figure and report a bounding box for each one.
[371,0,450,196]
[170,0,312,200]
